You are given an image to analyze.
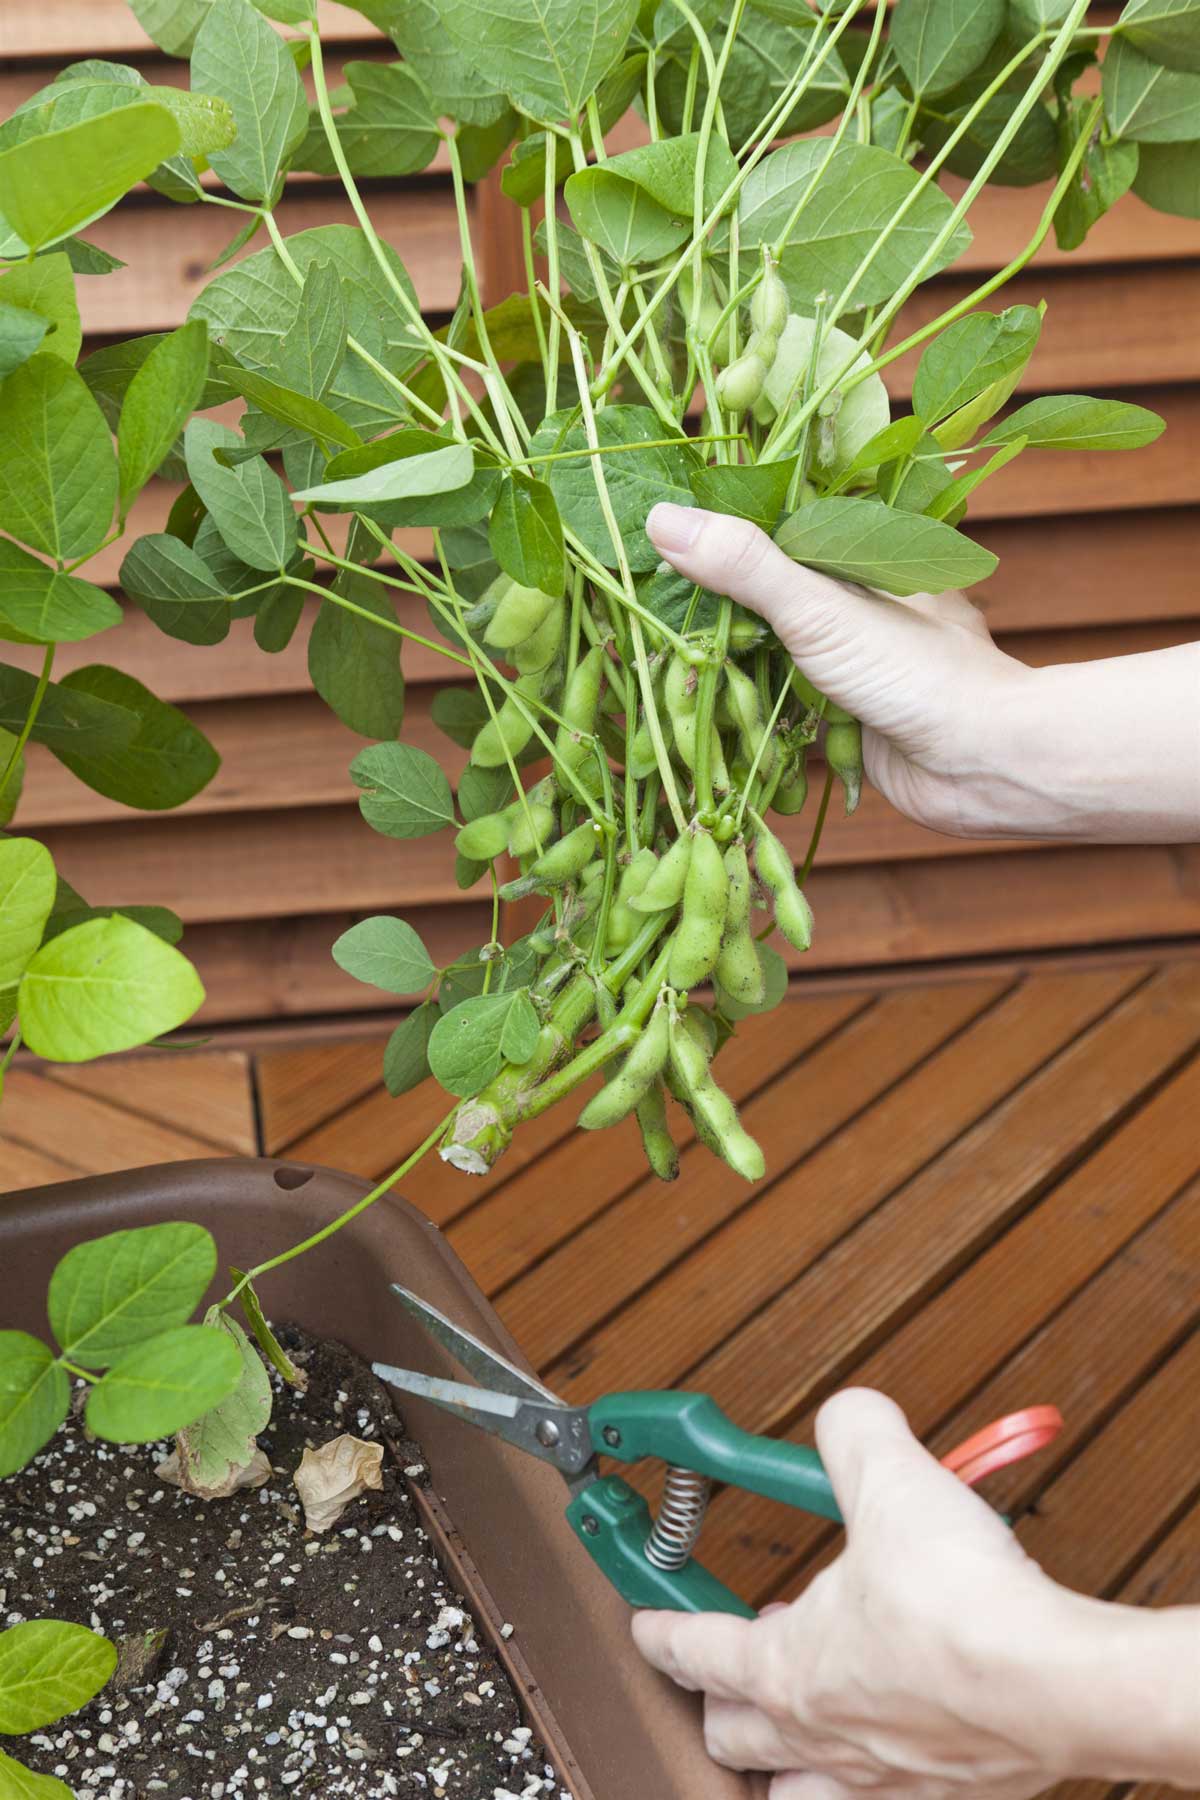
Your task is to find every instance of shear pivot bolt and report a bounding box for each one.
[580,1515,600,1536]
[602,1426,622,1449]
[535,1419,561,1448]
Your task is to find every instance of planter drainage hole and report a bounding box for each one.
[274,1165,315,1191]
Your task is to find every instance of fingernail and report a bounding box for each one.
[647,502,701,554]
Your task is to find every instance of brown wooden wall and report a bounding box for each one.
[3,5,1199,1028]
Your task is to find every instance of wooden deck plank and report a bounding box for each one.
[258,1039,389,1155]
[495,980,1007,1365]
[43,1051,257,1155]
[538,966,1143,1398]
[0,1067,236,1176]
[701,1105,1200,1606]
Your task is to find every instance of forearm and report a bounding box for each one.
[970,645,1200,843]
[1021,1590,1200,1786]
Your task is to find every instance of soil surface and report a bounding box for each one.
[2,1326,567,1800]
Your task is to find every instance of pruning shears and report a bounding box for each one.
[374,1286,1063,1621]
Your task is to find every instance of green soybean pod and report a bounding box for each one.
[750,254,788,340]
[511,597,564,675]
[455,811,511,862]
[668,829,728,990]
[554,644,607,795]
[635,1080,680,1181]
[630,833,692,913]
[714,842,765,1006]
[825,718,863,815]
[715,348,769,414]
[791,666,853,726]
[605,846,659,953]
[485,582,558,652]
[771,752,809,816]
[666,1007,765,1181]
[470,673,542,768]
[664,652,696,738]
[753,813,814,953]
[577,1001,671,1130]
[723,661,778,784]
[507,776,557,858]
[529,819,601,885]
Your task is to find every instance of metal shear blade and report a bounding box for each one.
[372,1286,595,1482]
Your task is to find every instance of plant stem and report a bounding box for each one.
[59,1360,98,1383]
[281,574,474,667]
[222,1110,456,1307]
[0,644,53,809]
[800,768,834,887]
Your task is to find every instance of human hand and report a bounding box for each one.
[633,1389,1127,1799]
[646,503,1033,841]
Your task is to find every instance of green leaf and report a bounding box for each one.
[434,0,641,119]
[1008,0,1073,25]
[774,496,998,596]
[916,68,1058,188]
[383,1002,438,1096]
[232,1273,306,1389]
[297,61,440,177]
[47,1221,217,1367]
[427,987,541,1096]
[218,361,363,451]
[877,429,956,515]
[1054,102,1140,250]
[530,404,698,573]
[332,916,436,995]
[1132,137,1200,212]
[0,664,137,760]
[735,140,971,309]
[654,4,848,146]
[184,417,297,572]
[982,394,1167,450]
[0,540,121,646]
[349,740,456,838]
[890,0,1006,98]
[0,1620,116,1735]
[0,1748,73,1799]
[0,303,49,380]
[430,685,497,750]
[1103,33,1200,136]
[275,259,346,399]
[191,0,308,203]
[190,225,425,437]
[293,441,475,508]
[0,253,81,366]
[50,666,219,812]
[565,133,740,264]
[0,1333,69,1479]
[119,532,232,647]
[488,475,565,596]
[0,102,179,252]
[169,1310,271,1494]
[86,1323,242,1444]
[913,305,1043,428]
[0,866,40,954]
[55,236,125,276]
[924,435,1026,520]
[688,459,797,531]
[1118,0,1200,73]
[0,356,118,563]
[0,727,24,830]
[353,0,511,125]
[308,576,405,738]
[18,914,205,1062]
[118,320,210,517]
[457,763,514,822]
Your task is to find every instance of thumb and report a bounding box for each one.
[813,1388,926,1523]
[645,503,948,732]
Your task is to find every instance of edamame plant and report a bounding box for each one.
[0,0,1194,1195]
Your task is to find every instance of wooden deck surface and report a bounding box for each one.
[3,960,1199,1798]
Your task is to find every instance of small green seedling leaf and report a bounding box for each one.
[349,742,456,839]
[774,497,999,595]
[233,1273,307,1390]
[165,1310,272,1497]
[0,1747,74,1798]
[118,319,210,517]
[48,1221,217,1369]
[0,254,81,367]
[18,915,205,1062]
[0,838,56,991]
[86,1323,242,1444]
[981,394,1167,450]
[383,1002,439,1096]
[0,1620,116,1735]
[332,917,436,996]
[0,304,50,379]
[0,1333,70,1480]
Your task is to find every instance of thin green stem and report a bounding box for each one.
[281,574,474,667]
[223,1110,456,1306]
[799,767,834,887]
[0,644,53,809]
[59,1360,98,1383]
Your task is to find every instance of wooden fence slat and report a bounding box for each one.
[697,1066,1200,1604]
[524,966,1142,1387]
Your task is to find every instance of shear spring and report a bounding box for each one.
[645,1465,710,1570]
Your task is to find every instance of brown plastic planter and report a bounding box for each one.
[1,1158,768,1800]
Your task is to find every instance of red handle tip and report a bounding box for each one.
[941,1404,1064,1488]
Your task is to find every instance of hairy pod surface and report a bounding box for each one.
[667,1005,765,1182]
[470,673,543,767]
[454,810,511,861]
[825,718,864,815]
[630,832,692,912]
[771,753,809,815]
[507,778,556,857]
[605,845,659,952]
[529,819,601,885]
[554,644,607,795]
[750,255,789,339]
[754,813,813,952]
[577,1000,670,1129]
[484,581,559,651]
[667,829,728,989]
[511,597,565,674]
[635,1079,680,1181]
